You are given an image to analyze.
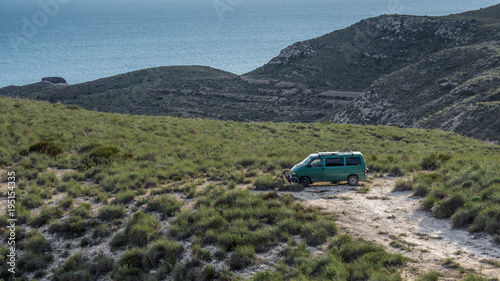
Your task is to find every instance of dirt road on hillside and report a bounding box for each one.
[284,176,500,280]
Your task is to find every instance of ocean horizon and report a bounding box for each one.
[1,0,499,87]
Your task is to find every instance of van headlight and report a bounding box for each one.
[290,172,296,176]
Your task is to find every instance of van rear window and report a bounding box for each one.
[346,157,362,166]
[325,158,344,167]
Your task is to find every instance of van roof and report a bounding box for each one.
[311,151,363,157]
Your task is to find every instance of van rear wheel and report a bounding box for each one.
[347,175,359,186]
[299,177,310,187]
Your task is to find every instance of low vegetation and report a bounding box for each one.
[0,96,497,280]
[395,160,500,238]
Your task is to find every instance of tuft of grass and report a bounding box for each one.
[480,258,500,268]
[123,211,161,247]
[394,178,414,191]
[143,238,183,269]
[145,194,182,218]
[416,270,440,281]
[419,153,453,171]
[228,245,257,270]
[97,204,126,221]
[112,190,136,204]
[48,215,88,238]
[20,193,43,209]
[27,141,64,157]
[29,206,63,227]
[253,174,284,190]
[52,252,114,281]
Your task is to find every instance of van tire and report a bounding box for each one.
[299,177,310,187]
[347,175,359,186]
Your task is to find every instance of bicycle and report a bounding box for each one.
[274,170,293,186]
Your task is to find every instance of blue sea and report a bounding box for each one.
[1,0,499,87]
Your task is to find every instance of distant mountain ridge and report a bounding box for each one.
[2,4,500,142]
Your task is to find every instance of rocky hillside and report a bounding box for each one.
[0,65,359,123]
[1,4,500,141]
[333,42,500,142]
[248,5,500,142]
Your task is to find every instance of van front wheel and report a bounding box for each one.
[347,175,359,186]
[299,177,310,187]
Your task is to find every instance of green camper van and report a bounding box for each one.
[290,151,367,187]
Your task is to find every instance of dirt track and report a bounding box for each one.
[284,176,500,280]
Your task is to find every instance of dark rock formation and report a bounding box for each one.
[42,77,67,84]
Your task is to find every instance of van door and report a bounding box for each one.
[306,158,324,182]
[345,156,364,179]
[324,157,346,181]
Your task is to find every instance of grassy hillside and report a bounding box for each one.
[0,96,498,280]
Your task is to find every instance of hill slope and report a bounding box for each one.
[0,65,347,122]
[0,95,498,280]
[248,4,500,142]
[1,5,500,141]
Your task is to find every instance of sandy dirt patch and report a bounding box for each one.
[282,176,500,280]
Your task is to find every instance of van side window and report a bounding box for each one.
[309,159,323,167]
[325,158,344,167]
[346,157,362,166]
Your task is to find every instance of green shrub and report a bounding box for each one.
[301,219,338,246]
[30,206,62,227]
[24,231,51,254]
[253,174,283,190]
[48,215,88,238]
[71,203,91,217]
[284,241,311,265]
[28,141,64,157]
[416,270,439,281]
[124,212,161,247]
[321,256,349,280]
[18,251,54,273]
[58,197,74,210]
[80,237,90,247]
[58,179,84,197]
[394,179,414,191]
[113,190,136,204]
[172,262,196,281]
[92,223,111,239]
[146,195,182,217]
[89,146,120,164]
[21,193,43,209]
[144,239,184,269]
[110,230,128,249]
[432,193,466,219]
[53,252,91,281]
[388,166,405,177]
[203,264,217,280]
[252,270,283,281]
[36,172,59,187]
[461,274,487,281]
[52,252,115,281]
[90,253,114,276]
[469,206,500,234]
[228,245,256,270]
[117,247,144,269]
[419,153,452,170]
[97,204,126,221]
[329,234,384,263]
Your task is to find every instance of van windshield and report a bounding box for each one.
[298,156,311,166]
